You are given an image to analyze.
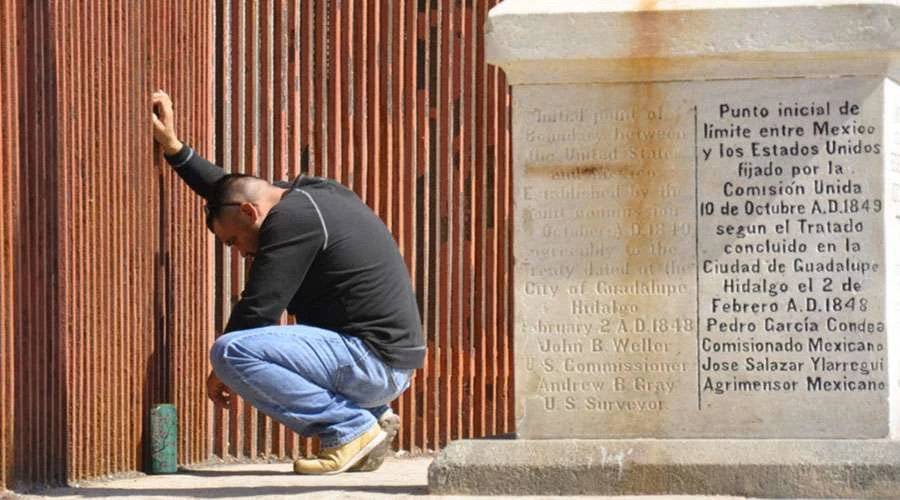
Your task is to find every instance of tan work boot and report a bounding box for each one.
[293,423,386,475]
[349,409,401,472]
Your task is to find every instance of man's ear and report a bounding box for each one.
[239,202,258,223]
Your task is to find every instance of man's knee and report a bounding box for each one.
[209,331,241,374]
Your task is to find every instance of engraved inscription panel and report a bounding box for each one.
[514,78,889,438]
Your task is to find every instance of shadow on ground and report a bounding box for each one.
[15,458,438,499]
[34,484,428,498]
[174,468,292,477]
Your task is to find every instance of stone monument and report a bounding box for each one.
[429,0,900,496]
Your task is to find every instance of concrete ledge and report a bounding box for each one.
[428,438,900,497]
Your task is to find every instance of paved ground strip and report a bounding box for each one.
[8,457,754,499]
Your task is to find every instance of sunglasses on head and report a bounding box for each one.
[204,202,243,217]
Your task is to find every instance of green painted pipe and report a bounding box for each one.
[149,404,178,474]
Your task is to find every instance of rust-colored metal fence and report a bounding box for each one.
[0,0,511,490]
[211,0,513,459]
[2,0,216,489]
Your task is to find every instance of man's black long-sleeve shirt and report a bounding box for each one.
[165,145,426,369]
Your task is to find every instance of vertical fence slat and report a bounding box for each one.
[0,0,19,490]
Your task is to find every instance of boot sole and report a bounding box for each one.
[349,413,400,472]
[294,428,387,476]
[325,429,387,475]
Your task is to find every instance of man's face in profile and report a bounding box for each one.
[212,206,261,258]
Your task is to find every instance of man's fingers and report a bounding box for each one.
[151,94,170,108]
[208,387,228,409]
[151,89,170,102]
[207,375,232,410]
[152,102,172,119]
[151,91,174,118]
[212,394,230,410]
[215,390,231,410]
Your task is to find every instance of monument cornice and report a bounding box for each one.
[486,0,900,83]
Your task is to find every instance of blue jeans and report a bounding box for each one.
[209,324,413,448]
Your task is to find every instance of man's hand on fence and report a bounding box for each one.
[151,90,184,155]
[207,370,233,410]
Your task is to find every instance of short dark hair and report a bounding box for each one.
[205,173,262,231]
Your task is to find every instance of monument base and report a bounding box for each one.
[428,438,900,497]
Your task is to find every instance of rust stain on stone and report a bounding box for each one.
[602,0,691,435]
[525,164,656,179]
[619,0,674,274]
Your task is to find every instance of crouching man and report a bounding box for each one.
[151,90,425,474]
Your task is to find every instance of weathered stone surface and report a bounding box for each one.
[429,1,900,496]
[429,439,900,497]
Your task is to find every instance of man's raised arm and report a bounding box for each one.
[151,90,224,199]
